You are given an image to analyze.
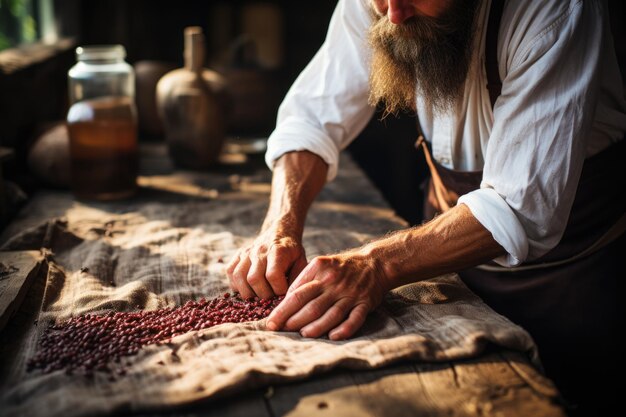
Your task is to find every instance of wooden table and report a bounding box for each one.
[0,141,567,417]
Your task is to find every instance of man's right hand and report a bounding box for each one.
[226,222,308,299]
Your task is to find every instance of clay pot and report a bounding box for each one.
[157,27,230,169]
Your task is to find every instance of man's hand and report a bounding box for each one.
[226,150,329,299]
[226,223,308,299]
[265,249,390,340]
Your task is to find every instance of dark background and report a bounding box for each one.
[2,0,625,228]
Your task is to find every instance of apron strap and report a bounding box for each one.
[415,136,453,212]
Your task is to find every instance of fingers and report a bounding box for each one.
[229,243,301,299]
[228,244,295,299]
[269,292,370,340]
[266,246,301,295]
[328,303,369,341]
[266,280,323,331]
[246,255,274,299]
[283,293,336,331]
[229,255,255,299]
[299,298,352,338]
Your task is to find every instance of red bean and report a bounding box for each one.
[27,293,283,376]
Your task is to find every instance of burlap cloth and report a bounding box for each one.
[0,158,538,417]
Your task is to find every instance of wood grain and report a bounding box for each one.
[249,353,564,417]
[0,250,43,333]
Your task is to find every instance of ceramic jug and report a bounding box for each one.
[157,27,229,169]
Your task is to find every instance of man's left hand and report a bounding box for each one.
[265,250,390,340]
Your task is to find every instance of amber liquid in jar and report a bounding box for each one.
[67,96,138,200]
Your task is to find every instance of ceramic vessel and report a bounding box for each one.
[157,27,229,169]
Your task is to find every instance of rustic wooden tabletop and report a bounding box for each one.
[0,141,567,417]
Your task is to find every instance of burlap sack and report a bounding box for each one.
[0,159,538,417]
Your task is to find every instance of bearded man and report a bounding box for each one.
[227,1,626,415]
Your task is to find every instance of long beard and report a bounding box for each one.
[368,0,479,116]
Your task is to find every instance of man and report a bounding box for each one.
[227,0,625,415]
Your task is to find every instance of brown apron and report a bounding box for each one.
[416,1,626,413]
[419,137,625,413]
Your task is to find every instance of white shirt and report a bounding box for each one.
[265,0,626,266]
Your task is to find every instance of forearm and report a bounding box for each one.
[363,203,506,290]
[263,151,329,238]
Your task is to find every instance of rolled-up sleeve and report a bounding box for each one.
[265,0,376,181]
[459,1,606,266]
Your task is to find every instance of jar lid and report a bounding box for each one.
[76,45,126,61]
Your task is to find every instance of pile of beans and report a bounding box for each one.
[27,293,283,377]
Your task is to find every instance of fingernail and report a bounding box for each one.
[266,321,277,331]
[300,330,308,338]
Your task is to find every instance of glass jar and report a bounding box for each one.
[67,45,138,200]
